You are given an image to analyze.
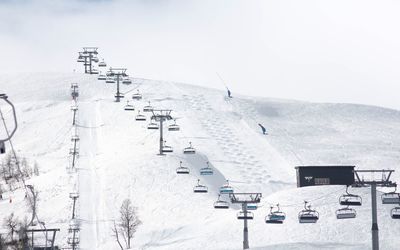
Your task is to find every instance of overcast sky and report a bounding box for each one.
[0,0,399,109]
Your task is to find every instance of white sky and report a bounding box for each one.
[1,0,400,109]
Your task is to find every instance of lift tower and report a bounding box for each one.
[353,169,396,250]
[77,47,99,74]
[107,68,127,102]
[0,93,17,154]
[229,193,262,250]
[150,109,173,155]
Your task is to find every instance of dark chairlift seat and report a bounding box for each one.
[214,194,229,209]
[298,201,319,223]
[265,204,286,224]
[193,179,208,193]
[176,161,190,174]
[336,206,357,219]
[339,186,362,206]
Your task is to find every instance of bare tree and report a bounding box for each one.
[114,199,141,249]
[112,220,124,250]
[4,213,18,243]
[33,162,39,176]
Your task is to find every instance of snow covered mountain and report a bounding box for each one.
[1,72,400,250]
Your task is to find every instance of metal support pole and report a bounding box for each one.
[371,183,379,250]
[243,203,249,249]
[72,197,77,219]
[72,109,77,126]
[116,75,121,102]
[84,57,88,73]
[89,53,92,74]
[159,119,164,155]
[72,139,77,169]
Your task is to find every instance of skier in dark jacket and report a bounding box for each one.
[227,88,232,98]
[258,123,267,134]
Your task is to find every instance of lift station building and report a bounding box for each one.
[295,165,355,187]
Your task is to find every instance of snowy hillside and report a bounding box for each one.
[1,72,400,250]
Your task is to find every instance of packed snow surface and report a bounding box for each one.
[1,72,400,250]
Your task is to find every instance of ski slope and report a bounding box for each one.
[1,72,400,250]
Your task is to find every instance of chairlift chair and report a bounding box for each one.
[90,69,99,75]
[200,161,214,175]
[71,105,78,111]
[219,180,234,194]
[122,77,132,85]
[77,57,85,63]
[168,119,180,131]
[214,194,229,209]
[98,59,107,67]
[237,211,254,220]
[115,93,124,99]
[183,142,196,154]
[147,119,159,130]
[193,179,208,193]
[106,77,115,84]
[298,201,319,223]
[91,57,99,63]
[143,101,154,112]
[336,206,357,219]
[162,141,173,153]
[97,74,106,81]
[135,111,146,121]
[265,204,286,224]
[176,161,190,174]
[124,101,135,111]
[246,203,258,210]
[391,207,400,219]
[381,188,400,204]
[132,90,142,100]
[339,186,362,206]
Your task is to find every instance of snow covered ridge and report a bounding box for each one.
[0,72,399,249]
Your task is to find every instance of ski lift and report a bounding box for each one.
[265,204,286,224]
[183,142,196,154]
[91,57,99,63]
[143,101,153,112]
[193,179,208,193]
[237,210,254,220]
[77,57,84,63]
[122,77,132,85]
[70,105,78,111]
[176,161,190,174]
[124,101,135,111]
[298,201,319,223]
[200,161,213,175]
[339,186,362,206]
[214,194,229,209]
[336,206,356,219]
[162,141,173,153]
[105,77,115,84]
[219,180,234,194]
[381,187,400,204]
[135,111,146,121]
[132,90,142,100]
[391,207,400,219]
[90,69,99,75]
[246,203,258,210]
[168,119,180,131]
[114,93,124,99]
[97,74,106,81]
[147,119,159,130]
[98,59,107,67]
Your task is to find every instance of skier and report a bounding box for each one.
[258,123,267,135]
[227,88,232,98]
